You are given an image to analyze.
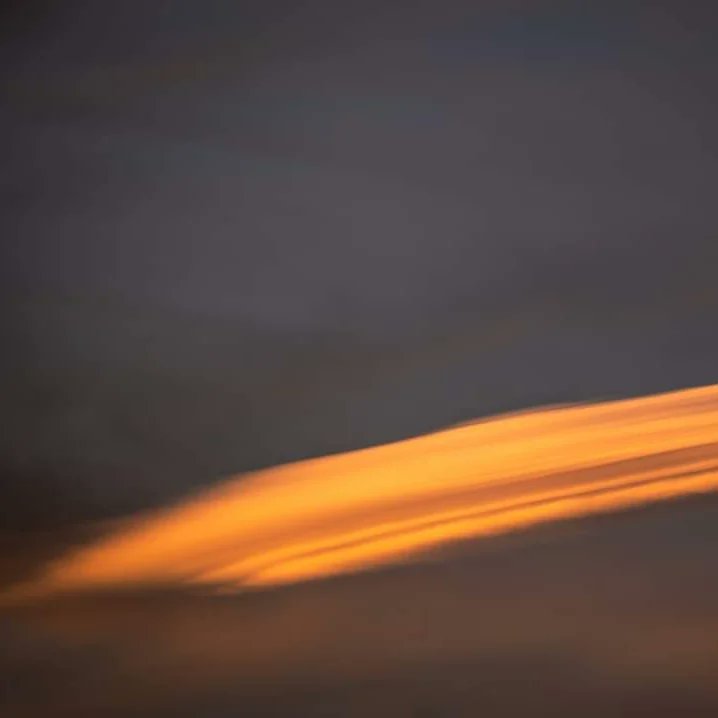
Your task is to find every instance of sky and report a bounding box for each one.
[1,1,717,527]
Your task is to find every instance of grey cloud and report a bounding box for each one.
[1,1,717,522]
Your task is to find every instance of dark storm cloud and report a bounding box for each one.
[1,1,717,523]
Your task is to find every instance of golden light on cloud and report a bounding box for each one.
[12,384,718,598]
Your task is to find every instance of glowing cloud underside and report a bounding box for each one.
[20,385,718,595]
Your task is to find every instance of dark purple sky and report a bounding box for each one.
[2,1,717,525]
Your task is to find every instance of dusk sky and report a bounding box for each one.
[3,5,718,717]
[2,1,717,525]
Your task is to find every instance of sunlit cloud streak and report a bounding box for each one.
[11,384,718,598]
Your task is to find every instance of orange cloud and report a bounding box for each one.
[12,384,718,598]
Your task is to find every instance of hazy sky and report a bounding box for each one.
[2,1,717,525]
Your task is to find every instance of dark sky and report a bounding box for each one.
[1,1,717,526]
